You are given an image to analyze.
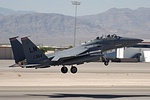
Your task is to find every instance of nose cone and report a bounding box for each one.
[123,38,143,46]
[132,38,143,43]
[120,37,143,47]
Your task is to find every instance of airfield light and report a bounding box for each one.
[71,0,81,47]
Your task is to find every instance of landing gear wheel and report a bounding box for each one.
[104,60,109,66]
[61,66,68,74]
[71,66,78,74]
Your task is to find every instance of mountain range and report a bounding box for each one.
[0,7,150,46]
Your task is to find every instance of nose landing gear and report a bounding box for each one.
[102,57,109,66]
[104,60,109,66]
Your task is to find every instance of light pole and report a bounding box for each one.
[71,0,81,47]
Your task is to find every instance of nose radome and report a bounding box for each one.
[133,38,143,43]
[122,38,143,42]
[121,37,143,45]
[138,39,143,42]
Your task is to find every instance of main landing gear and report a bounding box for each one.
[61,66,68,74]
[61,66,78,74]
[70,66,78,74]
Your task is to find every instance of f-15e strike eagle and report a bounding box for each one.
[9,34,143,74]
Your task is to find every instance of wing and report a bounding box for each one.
[50,46,88,61]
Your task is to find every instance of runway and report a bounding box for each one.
[0,86,150,100]
[0,60,150,100]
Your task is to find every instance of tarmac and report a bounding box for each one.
[0,60,150,100]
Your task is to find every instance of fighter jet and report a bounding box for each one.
[9,34,143,74]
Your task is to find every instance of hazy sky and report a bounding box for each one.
[0,0,150,16]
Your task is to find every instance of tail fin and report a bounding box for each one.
[9,36,25,64]
[21,37,49,65]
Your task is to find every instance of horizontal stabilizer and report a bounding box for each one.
[9,64,20,67]
[21,64,41,67]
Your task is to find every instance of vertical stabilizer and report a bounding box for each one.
[21,37,49,64]
[9,36,25,64]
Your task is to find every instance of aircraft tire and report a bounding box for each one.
[71,66,78,74]
[61,66,68,74]
[104,60,109,66]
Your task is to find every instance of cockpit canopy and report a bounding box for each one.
[96,34,121,40]
[82,34,121,45]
